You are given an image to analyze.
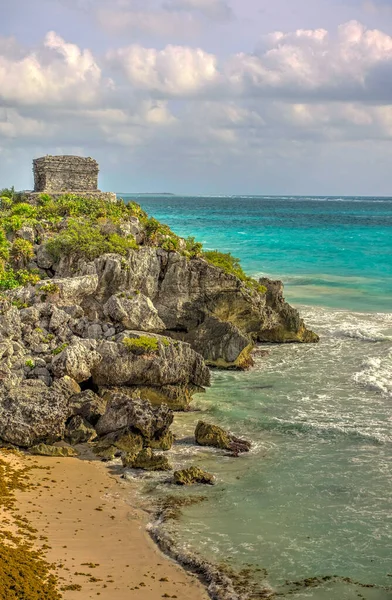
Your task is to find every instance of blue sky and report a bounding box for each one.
[2,0,392,195]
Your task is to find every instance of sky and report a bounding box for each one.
[2,0,392,195]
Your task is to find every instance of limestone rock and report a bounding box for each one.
[29,443,77,457]
[173,467,215,486]
[95,395,173,440]
[69,390,107,426]
[36,245,54,269]
[0,378,76,447]
[149,430,174,451]
[122,448,172,471]
[195,421,251,455]
[180,317,254,369]
[65,415,97,445]
[103,293,165,332]
[35,275,98,306]
[94,428,143,459]
[51,341,102,383]
[91,333,210,391]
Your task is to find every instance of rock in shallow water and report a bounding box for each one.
[173,467,215,486]
[195,421,251,455]
[122,448,172,471]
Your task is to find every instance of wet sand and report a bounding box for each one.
[8,451,209,600]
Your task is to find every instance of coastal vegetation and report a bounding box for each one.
[0,189,266,295]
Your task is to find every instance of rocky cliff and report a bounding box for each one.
[0,191,318,449]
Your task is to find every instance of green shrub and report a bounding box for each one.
[25,359,35,369]
[107,233,138,254]
[203,250,267,294]
[161,237,179,252]
[38,283,60,294]
[122,336,159,355]
[0,197,12,210]
[52,343,68,355]
[12,299,28,309]
[184,236,203,258]
[0,268,20,290]
[0,267,40,290]
[11,203,37,219]
[46,219,138,262]
[127,201,148,222]
[0,229,9,261]
[11,238,34,266]
[203,250,247,279]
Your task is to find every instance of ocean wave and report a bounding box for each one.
[331,328,392,343]
[258,417,390,444]
[353,352,392,397]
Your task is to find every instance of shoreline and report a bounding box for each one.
[1,449,210,600]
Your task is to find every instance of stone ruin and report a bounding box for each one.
[26,155,116,202]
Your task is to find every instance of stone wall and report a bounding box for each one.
[33,156,99,193]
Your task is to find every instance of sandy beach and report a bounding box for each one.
[1,450,209,600]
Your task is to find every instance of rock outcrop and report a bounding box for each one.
[195,421,251,455]
[173,467,215,486]
[0,193,318,450]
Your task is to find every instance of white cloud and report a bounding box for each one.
[107,44,219,96]
[0,32,102,107]
[227,20,392,103]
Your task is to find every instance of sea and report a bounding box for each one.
[122,194,392,599]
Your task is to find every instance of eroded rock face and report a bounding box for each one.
[103,293,165,332]
[91,332,210,393]
[66,415,97,444]
[195,421,251,455]
[0,377,79,447]
[69,390,107,426]
[96,394,173,440]
[51,341,102,383]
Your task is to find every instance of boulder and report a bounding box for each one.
[65,415,97,445]
[195,421,251,455]
[29,443,77,457]
[51,341,102,383]
[149,430,174,451]
[91,333,210,392]
[0,377,77,448]
[69,390,107,426]
[180,317,254,369]
[94,428,143,458]
[103,293,165,332]
[173,467,215,486]
[122,448,172,471]
[95,395,173,440]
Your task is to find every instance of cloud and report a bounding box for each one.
[226,20,392,103]
[107,44,220,96]
[3,21,392,193]
[0,31,103,107]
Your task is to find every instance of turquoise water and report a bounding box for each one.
[123,195,392,599]
[123,194,392,312]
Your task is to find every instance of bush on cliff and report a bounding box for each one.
[0,267,40,291]
[10,239,34,267]
[46,219,138,261]
[122,336,159,355]
[203,250,267,293]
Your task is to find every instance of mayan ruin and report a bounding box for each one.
[27,155,116,202]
